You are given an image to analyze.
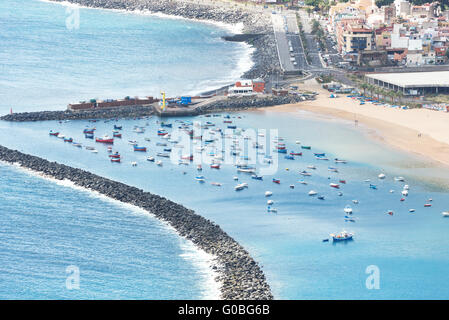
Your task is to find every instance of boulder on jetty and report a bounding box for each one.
[0,144,273,300]
[0,106,155,122]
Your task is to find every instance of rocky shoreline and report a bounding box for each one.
[50,0,281,80]
[0,144,273,300]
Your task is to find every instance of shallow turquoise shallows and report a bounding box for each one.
[0,0,251,114]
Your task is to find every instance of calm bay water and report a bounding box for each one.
[1,0,449,300]
[0,110,449,299]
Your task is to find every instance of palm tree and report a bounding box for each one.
[360,83,368,96]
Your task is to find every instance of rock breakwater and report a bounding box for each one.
[0,144,273,300]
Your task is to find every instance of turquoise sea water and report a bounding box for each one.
[0,0,251,114]
[1,0,449,300]
[1,110,449,299]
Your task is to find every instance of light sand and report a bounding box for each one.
[266,79,449,167]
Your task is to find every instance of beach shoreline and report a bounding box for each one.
[261,80,449,169]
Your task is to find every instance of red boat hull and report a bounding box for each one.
[96,138,114,144]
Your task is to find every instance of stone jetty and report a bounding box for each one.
[50,0,281,80]
[0,144,273,300]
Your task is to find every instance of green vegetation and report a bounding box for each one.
[311,20,326,51]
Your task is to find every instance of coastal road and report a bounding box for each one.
[271,13,301,75]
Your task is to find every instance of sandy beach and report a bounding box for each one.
[268,79,449,168]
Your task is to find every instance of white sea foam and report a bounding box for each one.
[2,160,222,299]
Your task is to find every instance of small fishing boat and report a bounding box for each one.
[301,146,311,150]
[156,142,167,147]
[330,231,353,242]
[442,211,449,217]
[409,209,416,213]
[197,164,202,171]
[290,184,295,189]
[267,200,274,205]
[181,155,193,161]
[403,185,410,190]
[157,152,170,158]
[144,137,151,142]
[334,158,347,164]
[314,153,326,157]
[49,131,59,136]
[330,183,340,189]
[318,195,325,200]
[277,149,287,154]
[85,133,94,139]
[163,148,172,152]
[290,152,302,156]
[298,180,307,185]
[147,156,155,162]
[64,137,73,143]
[131,162,137,167]
[160,122,172,128]
[352,200,359,204]
[424,203,432,207]
[133,146,147,152]
[157,130,168,136]
[156,160,163,166]
[315,157,329,161]
[210,164,220,169]
[234,183,248,191]
[237,167,256,173]
[114,125,122,130]
[211,182,222,187]
[272,178,280,184]
[387,210,394,215]
[339,180,346,184]
[195,176,206,183]
[109,152,120,159]
[72,143,82,148]
[308,190,317,196]
[394,176,405,182]
[378,173,386,179]
[284,155,295,160]
[113,133,122,138]
[265,191,273,197]
[95,136,114,144]
[251,175,263,180]
[110,158,120,163]
[300,171,312,176]
[307,165,316,170]
[267,207,277,213]
[344,206,353,214]
[83,128,95,134]
[227,125,237,129]
[402,190,409,196]
[91,149,98,153]
[369,184,377,190]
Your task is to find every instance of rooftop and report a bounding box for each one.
[366,71,449,88]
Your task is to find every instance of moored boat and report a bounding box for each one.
[330,231,353,242]
[133,146,147,152]
[95,136,114,144]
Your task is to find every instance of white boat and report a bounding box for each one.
[442,211,449,217]
[403,185,410,190]
[237,168,256,173]
[234,183,248,191]
[394,176,405,182]
[91,149,98,153]
[298,180,307,185]
[128,140,138,145]
[265,191,273,197]
[267,200,274,205]
[195,175,206,183]
[308,190,317,196]
[295,140,301,144]
[156,160,163,166]
[344,205,353,214]
[147,156,155,162]
[378,173,386,179]
[131,161,137,167]
[267,207,277,213]
[402,190,409,196]
[352,200,359,204]
[211,182,222,186]
[233,176,239,181]
[307,165,316,170]
[409,209,416,213]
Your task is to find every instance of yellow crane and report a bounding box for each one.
[160,91,166,111]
